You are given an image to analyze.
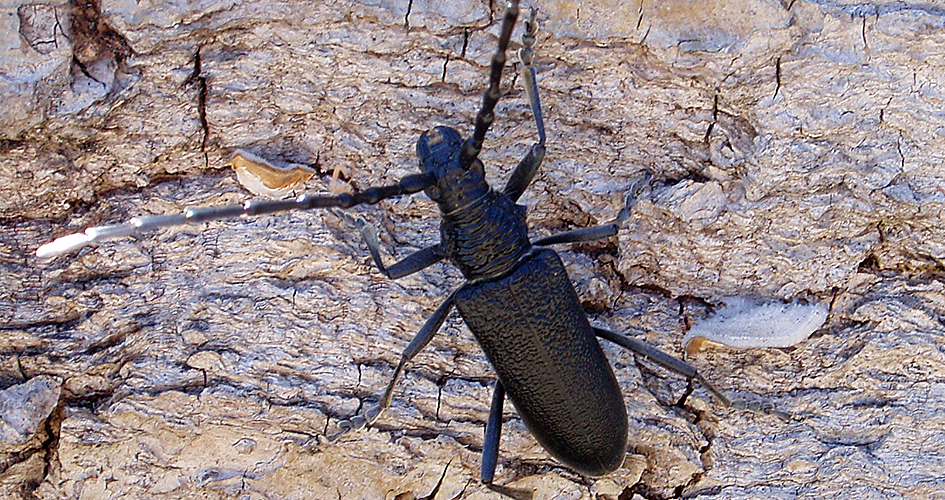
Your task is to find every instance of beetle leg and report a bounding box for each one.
[504,7,546,204]
[594,328,794,422]
[593,327,792,420]
[377,243,446,279]
[531,223,619,246]
[519,8,544,147]
[330,208,445,279]
[529,171,653,246]
[480,381,533,499]
[592,327,733,407]
[328,292,456,440]
[504,144,545,204]
[481,381,505,485]
[615,171,653,223]
[728,398,792,421]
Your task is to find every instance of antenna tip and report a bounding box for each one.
[36,232,92,259]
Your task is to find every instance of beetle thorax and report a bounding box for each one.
[416,126,531,281]
[440,187,532,282]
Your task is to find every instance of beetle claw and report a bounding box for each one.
[617,171,654,222]
[326,403,385,441]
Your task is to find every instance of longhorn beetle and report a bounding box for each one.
[38,1,743,490]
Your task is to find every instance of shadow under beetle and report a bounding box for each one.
[38,0,743,491]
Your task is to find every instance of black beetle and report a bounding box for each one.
[37,0,736,491]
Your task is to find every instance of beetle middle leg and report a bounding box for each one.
[328,293,456,440]
[527,172,795,416]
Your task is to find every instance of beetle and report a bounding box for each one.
[37,0,737,491]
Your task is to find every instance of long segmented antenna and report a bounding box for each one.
[460,0,520,168]
[36,172,435,259]
[519,8,544,147]
[39,2,524,260]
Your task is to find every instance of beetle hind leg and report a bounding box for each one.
[593,327,732,406]
[594,327,792,420]
[481,381,505,485]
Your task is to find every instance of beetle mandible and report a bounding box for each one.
[38,0,741,490]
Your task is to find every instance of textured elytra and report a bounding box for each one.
[455,248,628,477]
[2,0,945,499]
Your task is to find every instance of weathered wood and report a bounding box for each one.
[2,0,945,498]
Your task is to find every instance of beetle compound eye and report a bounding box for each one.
[425,183,442,201]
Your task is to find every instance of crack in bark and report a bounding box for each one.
[417,459,451,500]
[185,47,210,167]
[704,93,719,143]
[895,132,905,171]
[460,29,469,59]
[879,96,892,123]
[861,16,870,55]
[70,0,132,64]
[70,55,105,88]
[36,403,64,498]
[404,0,413,30]
[3,397,64,499]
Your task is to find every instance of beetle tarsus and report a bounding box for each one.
[617,171,654,222]
[729,395,794,422]
[486,483,534,500]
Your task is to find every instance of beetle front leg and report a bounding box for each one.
[328,293,455,440]
[530,172,653,247]
[331,208,445,279]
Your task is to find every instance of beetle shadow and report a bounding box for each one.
[487,482,533,500]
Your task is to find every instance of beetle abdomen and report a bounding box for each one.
[454,248,628,476]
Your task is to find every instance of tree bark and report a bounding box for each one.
[2,0,944,498]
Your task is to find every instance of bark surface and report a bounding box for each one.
[2,1,944,498]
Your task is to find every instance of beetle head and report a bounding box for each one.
[417,126,489,213]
